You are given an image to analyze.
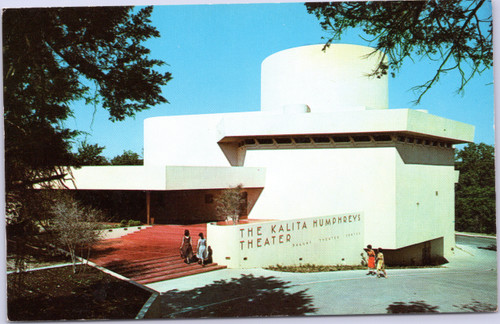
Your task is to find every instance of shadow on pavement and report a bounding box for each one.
[88,246,119,259]
[453,300,497,312]
[386,301,440,313]
[478,244,497,251]
[160,274,316,318]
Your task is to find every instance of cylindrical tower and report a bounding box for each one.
[261,44,388,113]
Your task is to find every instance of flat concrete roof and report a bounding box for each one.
[216,109,474,144]
[48,165,266,191]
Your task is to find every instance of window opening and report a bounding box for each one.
[312,136,331,143]
[257,138,273,145]
[293,137,312,144]
[373,135,392,142]
[352,135,371,142]
[332,136,350,143]
[275,138,292,144]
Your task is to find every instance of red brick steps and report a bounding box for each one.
[89,224,226,284]
[133,262,226,285]
[108,256,201,276]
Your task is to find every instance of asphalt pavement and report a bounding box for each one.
[146,234,498,320]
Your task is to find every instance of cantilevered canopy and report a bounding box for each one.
[216,109,474,144]
[44,165,266,190]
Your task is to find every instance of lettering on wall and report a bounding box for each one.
[238,213,362,250]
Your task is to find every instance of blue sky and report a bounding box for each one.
[56,1,495,158]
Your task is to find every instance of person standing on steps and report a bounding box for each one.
[196,232,209,266]
[365,244,376,275]
[376,247,388,278]
[206,246,213,264]
[180,229,193,264]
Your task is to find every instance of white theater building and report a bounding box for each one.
[58,44,474,268]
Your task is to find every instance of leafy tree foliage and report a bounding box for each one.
[4,7,171,268]
[3,6,172,191]
[455,143,496,234]
[306,1,492,103]
[6,191,41,276]
[111,150,143,165]
[73,141,110,166]
[215,184,246,225]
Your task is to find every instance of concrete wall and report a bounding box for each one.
[261,44,388,112]
[54,165,265,191]
[101,226,151,239]
[59,166,167,190]
[395,143,455,165]
[243,147,397,249]
[143,109,473,169]
[207,213,364,268]
[241,145,457,260]
[384,237,446,266]
[395,153,457,258]
[218,109,474,144]
[144,114,232,167]
[163,166,265,190]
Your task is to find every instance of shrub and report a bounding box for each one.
[50,198,105,273]
[128,220,141,227]
[215,184,246,225]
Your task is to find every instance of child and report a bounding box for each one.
[376,247,387,278]
[365,245,376,275]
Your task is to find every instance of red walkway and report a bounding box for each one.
[89,224,226,284]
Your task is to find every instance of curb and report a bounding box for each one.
[135,292,161,319]
[456,232,497,240]
[74,257,161,319]
[6,262,74,275]
[39,244,161,319]
[101,225,153,240]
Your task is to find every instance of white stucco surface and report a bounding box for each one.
[261,44,388,112]
[58,165,265,190]
[144,109,474,168]
[208,213,364,268]
[218,109,474,143]
[395,159,458,258]
[242,147,397,249]
[144,114,232,167]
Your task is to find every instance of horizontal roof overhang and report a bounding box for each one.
[216,109,474,144]
[47,165,266,191]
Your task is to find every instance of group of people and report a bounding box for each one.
[179,230,211,266]
[364,244,387,278]
[180,230,387,275]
